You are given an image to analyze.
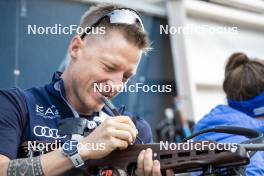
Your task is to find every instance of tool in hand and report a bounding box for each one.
[100,96,144,144]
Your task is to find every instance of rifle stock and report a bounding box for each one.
[85,141,249,174]
[19,141,249,174]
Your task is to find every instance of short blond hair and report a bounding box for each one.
[79,4,150,53]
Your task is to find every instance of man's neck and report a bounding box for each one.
[61,70,94,116]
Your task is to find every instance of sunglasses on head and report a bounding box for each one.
[80,8,145,39]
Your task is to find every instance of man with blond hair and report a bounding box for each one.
[0,4,173,176]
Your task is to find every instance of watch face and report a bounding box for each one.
[63,140,78,155]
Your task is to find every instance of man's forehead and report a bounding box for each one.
[99,53,139,68]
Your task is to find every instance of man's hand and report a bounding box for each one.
[135,148,174,176]
[79,116,138,160]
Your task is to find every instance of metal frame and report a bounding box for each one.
[166,0,195,121]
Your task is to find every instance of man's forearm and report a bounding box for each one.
[7,156,44,176]
[5,149,74,176]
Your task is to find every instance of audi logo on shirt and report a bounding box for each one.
[33,125,67,139]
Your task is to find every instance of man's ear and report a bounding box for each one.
[69,35,84,61]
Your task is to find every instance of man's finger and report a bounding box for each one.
[144,148,153,176]
[152,160,161,176]
[112,138,129,150]
[113,122,137,141]
[135,149,145,175]
[110,129,133,143]
[166,169,174,176]
[113,116,137,131]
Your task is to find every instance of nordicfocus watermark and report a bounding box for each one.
[63,141,106,151]
[160,24,238,35]
[26,141,106,152]
[160,141,238,151]
[27,24,106,35]
[94,82,172,93]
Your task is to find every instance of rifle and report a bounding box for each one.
[19,141,250,175]
[19,125,264,175]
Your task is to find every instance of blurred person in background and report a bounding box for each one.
[194,52,264,175]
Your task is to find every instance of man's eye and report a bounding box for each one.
[104,65,115,71]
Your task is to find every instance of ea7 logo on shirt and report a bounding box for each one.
[33,125,67,139]
[36,104,60,119]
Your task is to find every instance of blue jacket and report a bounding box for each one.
[194,105,264,175]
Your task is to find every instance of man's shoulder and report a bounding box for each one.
[0,87,25,98]
[0,87,28,124]
[0,87,27,110]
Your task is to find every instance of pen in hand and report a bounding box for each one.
[100,96,144,144]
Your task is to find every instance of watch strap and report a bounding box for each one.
[69,152,84,168]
